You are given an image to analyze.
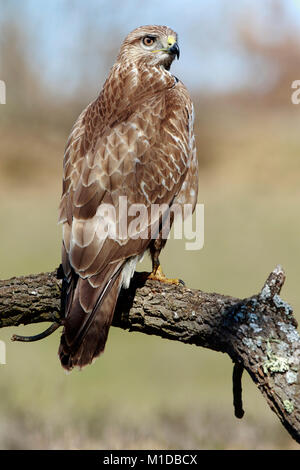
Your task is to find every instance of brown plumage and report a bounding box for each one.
[58,25,198,370]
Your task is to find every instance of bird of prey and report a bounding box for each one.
[58,25,198,370]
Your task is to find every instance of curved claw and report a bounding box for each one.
[147,265,182,286]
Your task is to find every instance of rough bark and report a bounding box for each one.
[0,265,299,445]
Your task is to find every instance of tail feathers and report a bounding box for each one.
[59,271,122,371]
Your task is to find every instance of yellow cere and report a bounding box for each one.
[167,35,176,46]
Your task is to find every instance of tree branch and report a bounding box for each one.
[0,266,299,445]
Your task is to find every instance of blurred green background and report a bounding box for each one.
[0,0,300,449]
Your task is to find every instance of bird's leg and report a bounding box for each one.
[148,260,183,286]
[147,239,183,286]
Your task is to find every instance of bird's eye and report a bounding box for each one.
[142,36,155,47]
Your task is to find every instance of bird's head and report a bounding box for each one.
[117,25,180,70]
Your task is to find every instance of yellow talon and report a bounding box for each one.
[147,265,182,286]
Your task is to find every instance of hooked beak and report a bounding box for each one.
[168,42,180,60]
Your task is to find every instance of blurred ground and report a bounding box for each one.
[0,0,300,450]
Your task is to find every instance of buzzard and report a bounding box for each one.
[58,25,198,370]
